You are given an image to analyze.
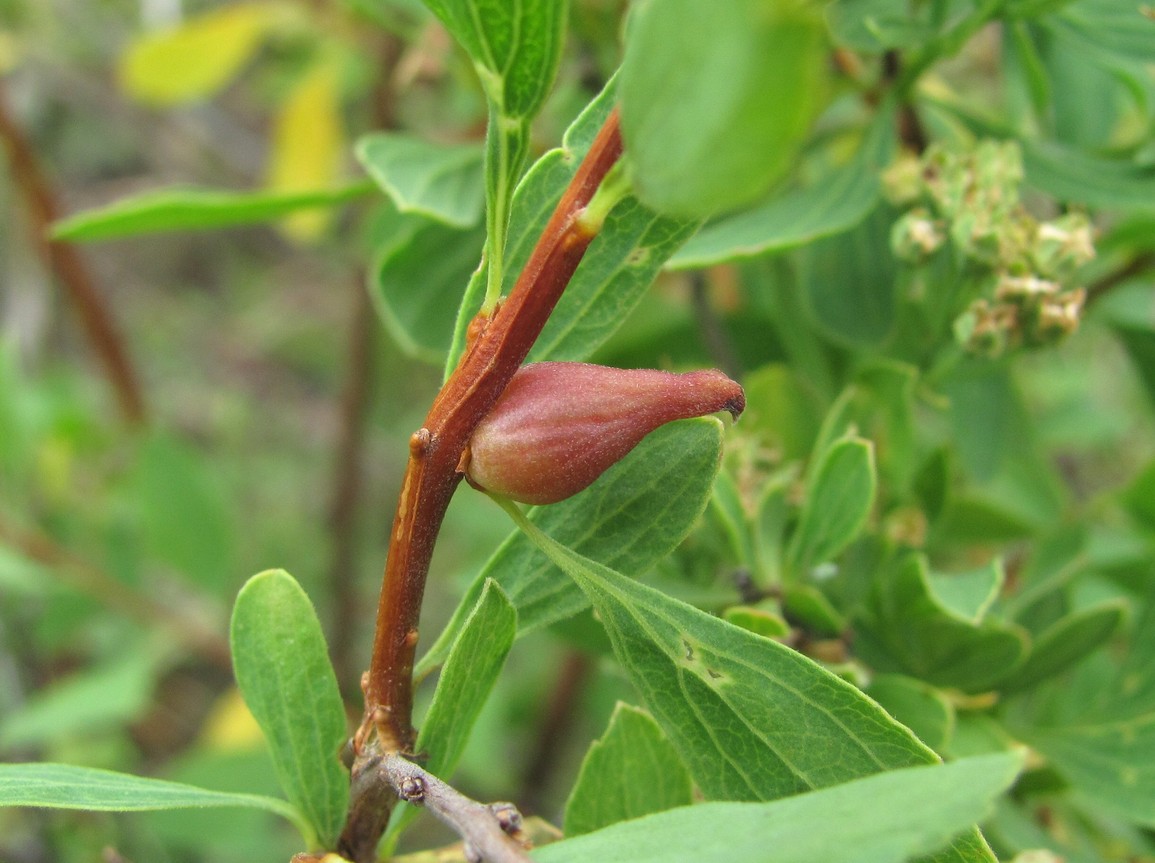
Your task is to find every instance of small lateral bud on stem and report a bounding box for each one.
[462,362,745,505]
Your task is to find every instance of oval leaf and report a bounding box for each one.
[230,570,348,849]
[786,436,877,576]
[355,133,484,228]
[620,0,829,217]
[564,704,693,837]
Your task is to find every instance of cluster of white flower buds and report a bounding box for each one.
[885,141,1096,356]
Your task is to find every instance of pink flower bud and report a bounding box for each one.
[462,362,745,505]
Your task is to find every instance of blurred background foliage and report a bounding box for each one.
[1,0,1155,861]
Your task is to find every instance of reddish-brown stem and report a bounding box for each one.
[338,109,622,862]
[364,108,623,754]
[0,79,146,425]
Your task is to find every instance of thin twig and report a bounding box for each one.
[379,752,532,863]
[689,272,743,380]
[0,516,231,671]
[519,651,591,814]
[327,279,378,697]
[0,78,146,425]
[1084,251,1155,307]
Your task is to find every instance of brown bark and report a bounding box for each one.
[0,78,145,425]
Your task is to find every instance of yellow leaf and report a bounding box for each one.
[119,3,274,105]
[266,58,346,240]
[199,687,266,751]
[0,30,21,74]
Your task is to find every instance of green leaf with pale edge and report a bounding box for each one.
[1026,714,1155,828]
[419,0,567,119]
[500,503,997,863]
[372,217,486,364]
[866,675,955,752]
[538,754,1021,863]
[668,106,896,268]
[1048,0,1155,63]
[52,182,373,242]
[620,0,829,217]
[859,556,1028,693]
[928,561,1004,624]
[444,81,699,377]
[564,703,693,837]
[418,580,516,777]
[0,763,305,836]
[230,570,348,849]
[1023,141,1155,212]
[417,418,722,676]
[355,134,484,228]
[998,601,1125,691]
[786,437,876,576]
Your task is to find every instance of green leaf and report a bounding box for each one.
[786,436,877,577]
[927,560,1004,623]
[620,0,828,217]
[230,570,348,849]
[417,580,516,778]
[1123,459,1155,532]
[371,215,486,364]
[355,134,484,228]
[668,107,896,268]
[418,418,723,675]
[799,204,899,347]
[538,753,1021,863]
[827,0,944,51]
[859,555,1029,693]
[420,0,568,118]
[1113,324,1155,410]
[0,763,303,833]
[998,601,1125,691]
[564,703,693,837]
[135,431,235,593]
[529,197,700,362]
[502,504,938,797]
[866,674,955,752]
[1023,140,1155,212]
[1026,713,1155,828]
[1047,0,1155,63]
[446,81,698,376]
[0,650,157,749]
[52,183,373,242]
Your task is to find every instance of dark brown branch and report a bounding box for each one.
[689,272,743,380]
[881,50,929,154]
[0,78,146,425]
[1085,251,1155,307]
[338,109,623,863]
[328,33,402,697]
[519,651,592,814]
[379,753,532,863]
[327,281,378,696]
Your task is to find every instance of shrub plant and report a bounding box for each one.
[2,0,1155,862]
